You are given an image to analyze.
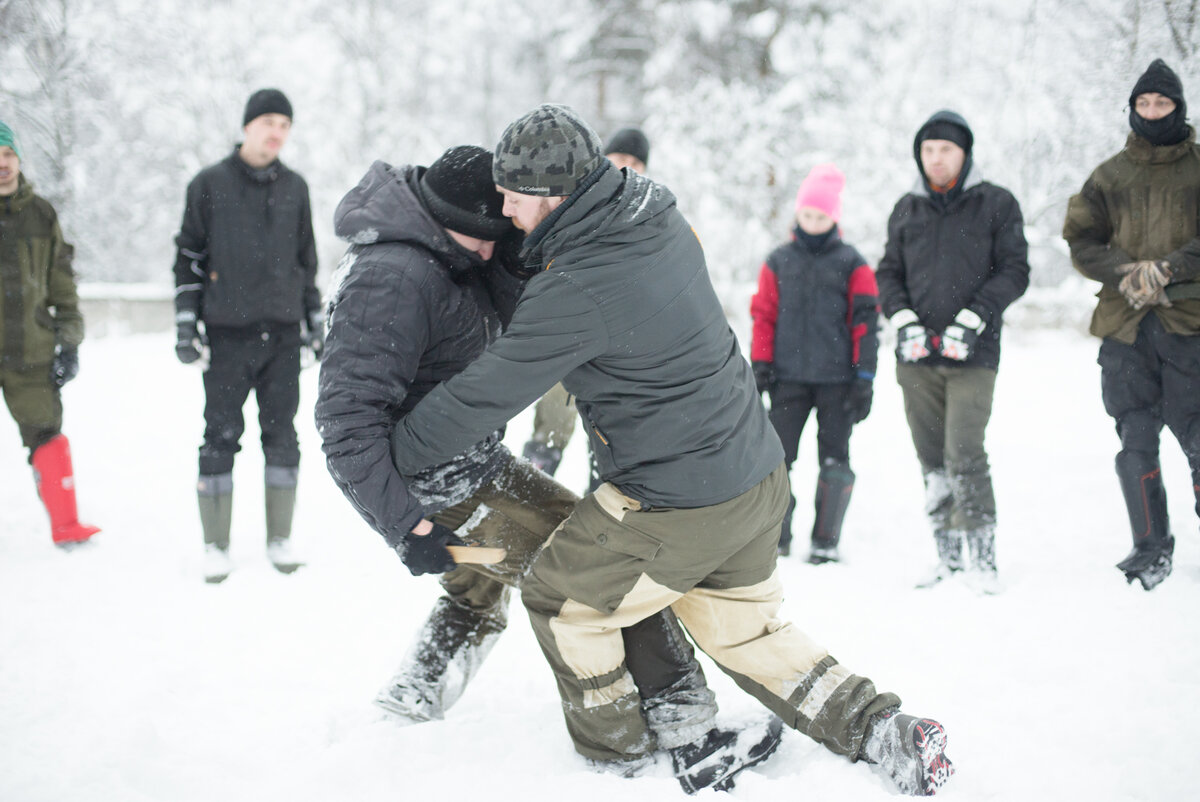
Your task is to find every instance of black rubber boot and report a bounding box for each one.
[809,460,854,564]
[375,596,507,723]
[1115,450,1174,591]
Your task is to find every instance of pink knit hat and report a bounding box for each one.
[794,163,845,222]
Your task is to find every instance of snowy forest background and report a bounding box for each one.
[2,0,1198,314]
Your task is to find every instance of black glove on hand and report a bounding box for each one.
[939,308,986,361]
[51,346,79,387]
[396,522,466,576]
[175,319,204,364]
[844,376,873,423]
[752,361,776,395]
[303,309,325,360]
[891,309,932,363]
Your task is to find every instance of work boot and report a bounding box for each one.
[375,596,507,723]
[521,440,562,476]
[265,465,303,574]
[809,460,854,564]
[861,709,954,796]
[1115,450,1174,591]
[670,716,784,794]
[198,472,233,583]
[32,434,101,547]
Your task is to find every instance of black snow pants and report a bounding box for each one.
[1099,313,1200,519]
[199,323,302,476]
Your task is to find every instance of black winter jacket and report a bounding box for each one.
[750,226,879,383]
[315,162,524,545]
[391,163,784,510]
[173,148,319,327]
[876,164,1030,370]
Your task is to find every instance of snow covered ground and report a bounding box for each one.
[2,324,1198,802]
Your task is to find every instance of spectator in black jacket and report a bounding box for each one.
[750,163,879,562]
[172,89,320,583]
[876,110,1030,591]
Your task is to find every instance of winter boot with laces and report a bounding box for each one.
[1115,451,1174,591]
[861,709,954,796]
[671,715,784,794]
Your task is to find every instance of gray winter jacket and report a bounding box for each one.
[391,163,783,509]
[316,161,522,545]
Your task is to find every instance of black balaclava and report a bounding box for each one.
[1129,59,1189,146]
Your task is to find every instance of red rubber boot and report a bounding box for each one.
[32,434,101,546]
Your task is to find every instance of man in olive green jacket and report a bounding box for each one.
[1063,59,1200,590]
[0,121,99,546]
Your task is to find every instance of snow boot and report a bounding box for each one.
[1115,451,1174,591]
[809,460,854,564]
[198,472,233,583]
[861,709,954,796]
[265,465,303,574]
[964,525,999,593]
[375,596,507,723]
[670,715,784,794]
[778,493,796,557]
[32,434,100,547]
[915,529,963,588]
[521,440,562,476]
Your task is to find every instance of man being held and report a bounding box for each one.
[172,89,321,582]
[1063,59,1200,591]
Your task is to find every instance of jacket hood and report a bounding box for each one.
[909,159,986,200]
[334,161,481,272]
[525,162,679,270]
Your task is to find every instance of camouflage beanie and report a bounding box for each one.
[493,104,604,197]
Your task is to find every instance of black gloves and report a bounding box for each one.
[891,309,932,363]
[940,308,986,361]
[844,375,873,423]
[752,361,776,395]
[396,522,465,576]
[51,346,79,387]
[175,316,205,365]
[303,309,325,360]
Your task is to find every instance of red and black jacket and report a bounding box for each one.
[750,226,879,383]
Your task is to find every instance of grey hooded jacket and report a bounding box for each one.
[391,163,783,510]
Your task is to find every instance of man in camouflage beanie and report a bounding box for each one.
[492,103,604,197]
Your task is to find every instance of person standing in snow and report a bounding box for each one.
[750,163,879,562]
[0,121,100,547]
[1063,59,1200,591]
[172,89,321,582]
[520,127,651,485]
[876,110,1030,590]
[315,145,774,794]
[390,104,955,796]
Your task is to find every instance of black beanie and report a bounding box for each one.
[418,145,511,241]
[243,89,293,126]
[604,128,650,166]
[913,110,974,158]
[1130,59,1185,108]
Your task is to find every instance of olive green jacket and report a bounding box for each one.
[1063,127,1200,343]
[0,176,84,369]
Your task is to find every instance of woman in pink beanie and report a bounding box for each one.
[749,163,880,561]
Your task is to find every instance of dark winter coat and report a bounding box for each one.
[1063,127,1200,344]
[0,176,84,371]
[876,163,1030,371]
[750,226,879,383]
[391,162,784,510]
[315,161,524,546]
[173,148,319,327]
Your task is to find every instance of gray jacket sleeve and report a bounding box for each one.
[390,272,608,475]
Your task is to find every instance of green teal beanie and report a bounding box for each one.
[0,122,19,158]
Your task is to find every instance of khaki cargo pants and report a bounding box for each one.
[520,464,899,763]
